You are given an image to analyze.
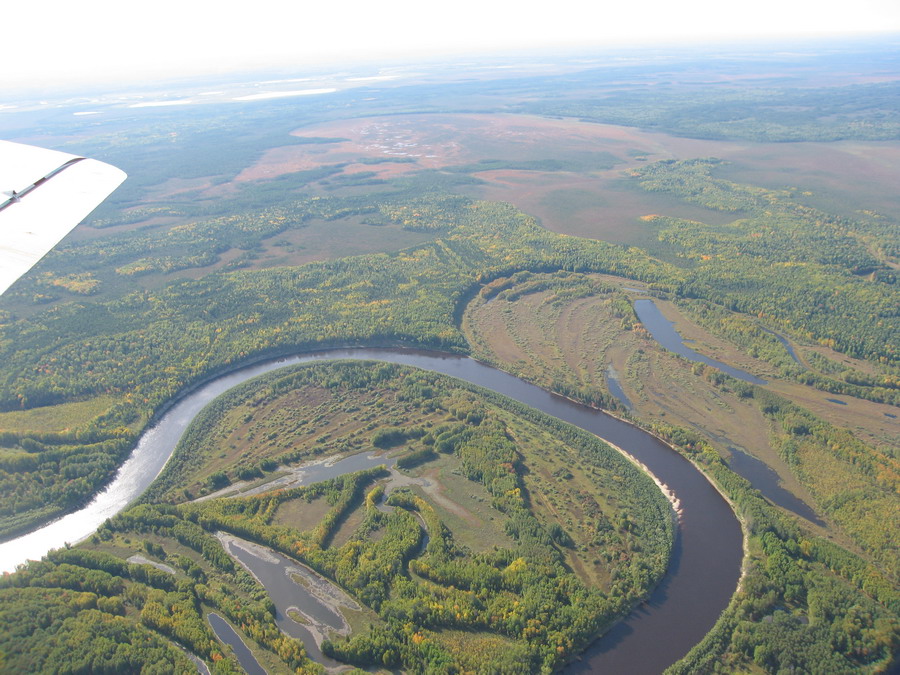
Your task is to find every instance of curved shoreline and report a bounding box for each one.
[0,347,743,674]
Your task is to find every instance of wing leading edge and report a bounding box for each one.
[0,140,126,296]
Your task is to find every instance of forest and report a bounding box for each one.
[524,79,900,142]
[0,164,896,538]
[0,41,898,674]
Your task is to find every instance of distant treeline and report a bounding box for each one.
[523,81,900,142]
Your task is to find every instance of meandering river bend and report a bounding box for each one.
[0,348,742,674]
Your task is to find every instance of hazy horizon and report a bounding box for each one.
[2,0,899,94]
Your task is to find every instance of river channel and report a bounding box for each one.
[0,348,743,674]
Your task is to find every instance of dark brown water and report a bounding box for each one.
[727,446,825,527]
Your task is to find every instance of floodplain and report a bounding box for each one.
[0,43,898,674]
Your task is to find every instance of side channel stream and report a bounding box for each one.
[217,533,362,668]
[0,348,743,674]
[207,612,266,675]
[633,298,767,385]
[630,299,825,524]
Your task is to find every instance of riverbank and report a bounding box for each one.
[0,349,743,674]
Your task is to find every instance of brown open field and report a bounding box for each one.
[78,112,897,301]
[715,141,900,223]
[223,113,900,246]
[235,114,745,245]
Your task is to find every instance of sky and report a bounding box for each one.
[3,0,900,91]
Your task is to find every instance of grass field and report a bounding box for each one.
[0,395,118,434]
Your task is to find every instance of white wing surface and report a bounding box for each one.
[0,140,126,295]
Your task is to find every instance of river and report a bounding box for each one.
[0,348,743,674]
[631,299,827,524]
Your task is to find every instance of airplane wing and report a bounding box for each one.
[0,140,126,296]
